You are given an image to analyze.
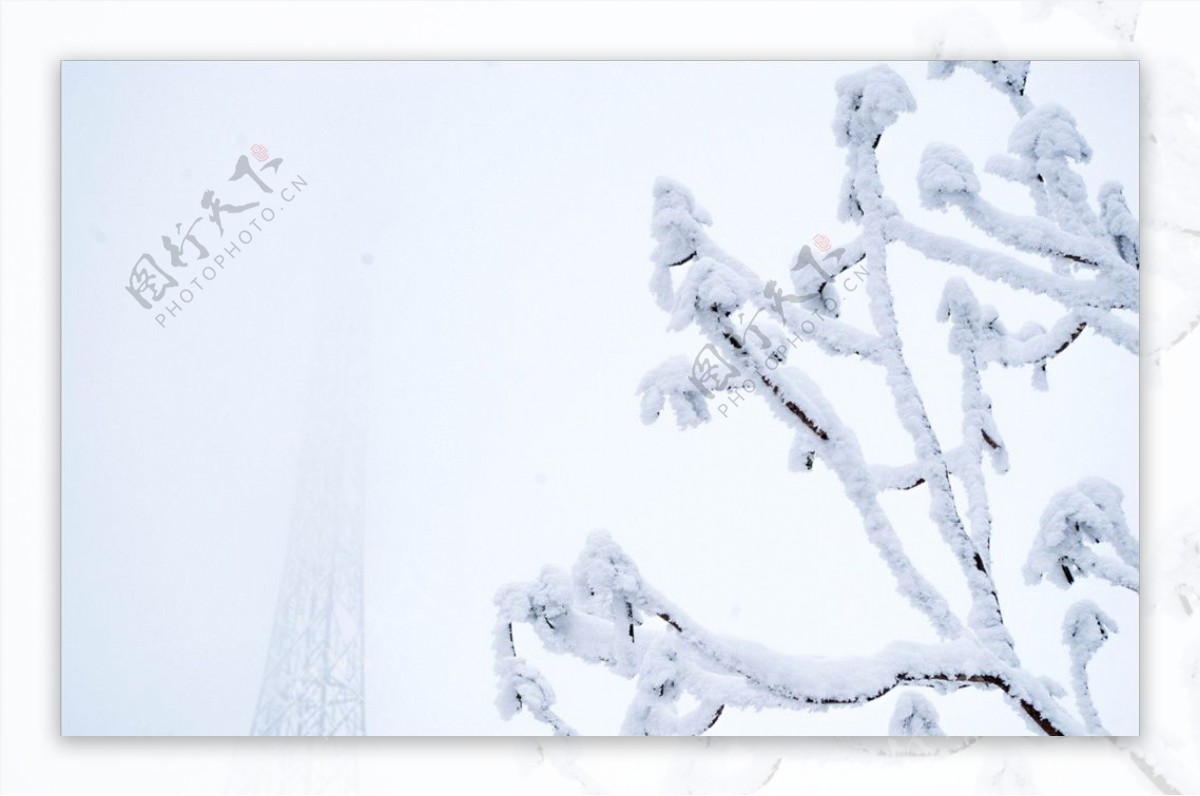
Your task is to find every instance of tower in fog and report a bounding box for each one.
[251,287,367,736]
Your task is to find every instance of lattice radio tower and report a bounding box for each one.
[250,287,367,736]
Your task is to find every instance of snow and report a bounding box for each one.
[1008,104,1092,163]
[929,60,1031,114]
[636,356,713,429]
[1099,181,1140,268]
[833,65,917,149]
[1062,600,1119,734]
[496,61,1137,736]
[649,177,714,311]
[918,143,982,210]
[889,692,945,736]
[495,531,1082,735]
[1024,479,1140,592]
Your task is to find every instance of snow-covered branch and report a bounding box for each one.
[494,61,1137,736]
[495,532,1081,736]
[929,60,1031,115]
[1024,478,1139,593]
[1062,600,1119,735]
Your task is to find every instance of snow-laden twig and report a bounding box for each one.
[889,692,946,736]
[832,68,1020,665]
[889,217,1135,311]
[929,60,1031,114]
[495,61,1137,736]
[1024,478,1139,592]
[653,203,966,640]
[1062,600,1118,735]
[494,531,1082,736]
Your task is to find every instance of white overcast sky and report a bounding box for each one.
[62,60,1137,736]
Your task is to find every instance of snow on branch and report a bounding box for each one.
[636,356,712,429]
[929,60,1031,114]
[494,531,1082,736]
[641,200,965,639]
[833,64,917,148]
[899,96,1137,330]
[494,62,1137,736]
[1098,182,1140,269]
[649,177,714,311]
[1062,600,1119,735]
[889,692,945,736]
[1024,479,1139,593]
[921,143,1134,278]
[889,217,1135,311]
